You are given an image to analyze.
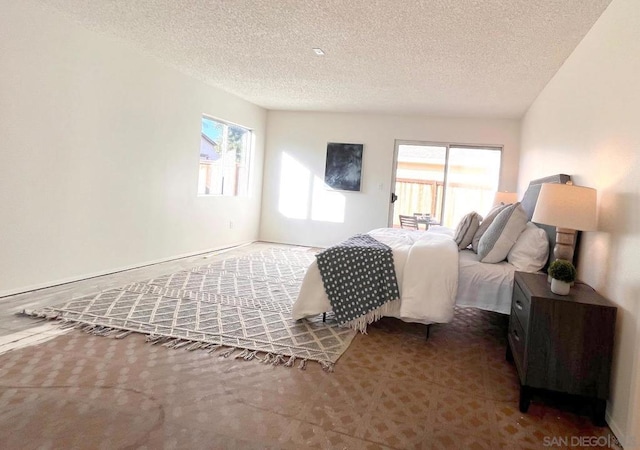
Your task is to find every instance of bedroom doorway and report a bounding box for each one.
[389,141,502,228]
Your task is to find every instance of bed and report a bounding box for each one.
[292,174,571,327]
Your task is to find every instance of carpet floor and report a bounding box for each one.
[0,243,619,449]
[0,309,618,449]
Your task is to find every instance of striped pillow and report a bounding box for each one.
[471,203,509,253]
[478,203,527,263]
[454,212,482,250]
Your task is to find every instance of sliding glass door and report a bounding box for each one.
[390,144,447,226]
[390,141,502,228]
[443,146,502,226]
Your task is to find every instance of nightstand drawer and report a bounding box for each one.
[512,281,531,331]
[508,312,526,379]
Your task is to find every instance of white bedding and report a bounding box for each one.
[293,227,521,324]
[292,227,459,325]
[456,249,516,315]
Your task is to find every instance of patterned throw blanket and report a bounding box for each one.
[316,234,400,332]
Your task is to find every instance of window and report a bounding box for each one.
[392,142,502,228]
[198,116,251,196]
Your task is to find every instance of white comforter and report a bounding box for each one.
[292,227,459,325]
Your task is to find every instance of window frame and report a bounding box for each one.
[198,114,253,197]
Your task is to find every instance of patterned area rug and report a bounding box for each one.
[23,246,356,370]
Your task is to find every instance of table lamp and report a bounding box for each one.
[531,182,597,263]
[494,191,518,206]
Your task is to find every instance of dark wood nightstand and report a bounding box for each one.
[506,271,617,425]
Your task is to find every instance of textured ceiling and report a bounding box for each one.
[39,0,612,119]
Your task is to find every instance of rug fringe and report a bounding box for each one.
[284,355,296,367]
[206,344,221,354]
[162,338,180,349]
[17,308,341,372]
[320,360,335,372]
[173,340,192,350]
[244,350,258,361]
[91,326,115,337]
[219,347,235,358]
[16,309,59,321]
[146,334,167,345]
[235,349,257,361]
[234,348,250,360]
[114,330,132,339]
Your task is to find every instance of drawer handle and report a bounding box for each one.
[512,328,520,341]
[515,300,523,311]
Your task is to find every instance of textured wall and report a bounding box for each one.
[0,1,266,295]
[519,0,640,444]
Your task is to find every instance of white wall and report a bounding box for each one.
[260,111,520,247]
[0,1,266,296]
[519,0,640,445]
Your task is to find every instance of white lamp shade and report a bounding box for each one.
[493,191,518,206]
[532,183,597,231]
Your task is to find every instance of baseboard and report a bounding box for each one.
[606,409,627,449]
[0,241,254,299]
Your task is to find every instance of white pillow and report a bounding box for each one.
[454,212,482,250]
[507,222,549,272]
[477,202,528,263]
[471,203,509,253]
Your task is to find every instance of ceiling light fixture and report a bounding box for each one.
[312,48,325,56]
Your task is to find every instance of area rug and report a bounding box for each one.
[21,246,356,371]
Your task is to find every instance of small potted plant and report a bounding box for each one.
[548,259,577,295]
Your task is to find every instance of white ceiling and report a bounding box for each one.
[40,0,612,119]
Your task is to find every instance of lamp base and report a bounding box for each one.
[554,228,576,262]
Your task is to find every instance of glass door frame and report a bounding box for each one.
[388,139,504,228]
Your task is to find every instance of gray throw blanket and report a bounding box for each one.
[316,234,400,332]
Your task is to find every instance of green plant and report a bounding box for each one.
[548,259,577,283]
